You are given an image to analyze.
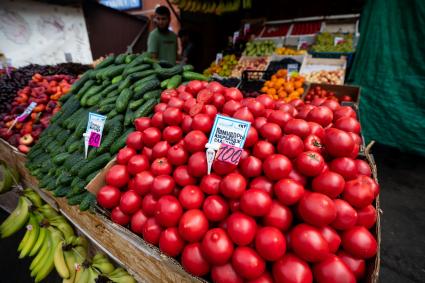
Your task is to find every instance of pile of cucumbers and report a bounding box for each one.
[25,52,208,211]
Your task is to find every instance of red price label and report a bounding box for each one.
[216,143,243,165]
[88,131,101,147]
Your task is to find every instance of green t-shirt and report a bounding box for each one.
[147,28,177,65]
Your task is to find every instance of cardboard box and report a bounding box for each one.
[303,82,360,104]
[299,55,347,85]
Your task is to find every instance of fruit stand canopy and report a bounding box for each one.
[348,0,425,156]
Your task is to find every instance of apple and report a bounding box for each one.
[19,134,34,146]
[18,144,30,154]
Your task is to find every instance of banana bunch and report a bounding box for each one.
[0,195,31,238]
[105,267,136,283]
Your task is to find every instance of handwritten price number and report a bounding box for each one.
[216,144,243,165]
[88,132,101,147]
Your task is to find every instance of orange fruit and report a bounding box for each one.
[296,87,304,94]
[268,88,277,96]
[294,81,302,88]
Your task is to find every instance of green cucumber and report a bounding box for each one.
[67,191,88,206]
[133,79,160,100]
[69,70,94,94]
[143,89,161,100]
[112,75,123,84]
[157,65,183,79]
[76,80,95,99]
[183,64,194,72]
[52,152,71,165]
[78,153,111,179]
[129,98,145,110]
[95,55,116,69]
[160,79,169,89]
[166,74,182,89]
[124,107,134,126]
[133,98,157,119]
[98,104,116,114]
[114,54,127,64]
[106,109,119,119]
[182,71,209,81]
[125,54,137,64]
[123,64,150,77]
[115,88,133,113]
[79,193,96,211]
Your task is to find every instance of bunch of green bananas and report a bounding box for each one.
[1,188,135,283]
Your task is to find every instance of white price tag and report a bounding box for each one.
[297,37,308,50]
[215,53,223,65]
[233,31,240,45]
[334,37,344,46]
[8,102,37,132]
[84,112,107,158]
[244,23,251,35]
[287,64,299,80]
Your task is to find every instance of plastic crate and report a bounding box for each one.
[238,70,271,95]
[309,51,355,70]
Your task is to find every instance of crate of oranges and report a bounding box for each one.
[261,69,305,101]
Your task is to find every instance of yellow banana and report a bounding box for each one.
[29,226,47,257]
[92,253,115,274]
[87,267,99,283]
[63,250,77,283]
[72,236,89,251]
[54,240,70,279]
[23,188,43,208]
[34,227,62,282]
[38,204,59,219]
[75,266,90,283]
[17,225,31,252]
[30,228,51,272]
[1,196,30,238]
[19,213,40,258]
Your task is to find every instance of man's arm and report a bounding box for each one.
[147,31,158,59]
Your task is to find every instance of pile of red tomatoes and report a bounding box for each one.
[96,80,379,283]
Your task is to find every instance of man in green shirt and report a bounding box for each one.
[147,6,177,65]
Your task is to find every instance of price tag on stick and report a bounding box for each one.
[8,102,37,132]
[205,115,251,172]
[287,63,299,80]
[84,112,107,158]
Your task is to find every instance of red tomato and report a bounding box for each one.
[179,185,204,209]
[162,126,183,144]
[256,94,274,109]
[111,206,130,226]
[168,97,184,109]
[330,157,358,180]
[155,102,168,112]
[321,99,340,112]
[239,156,262,178]
[167,144,188,166]
[163,107,183,126]
[211,263,243,283]
[192,113,213,133]
[240,189,272,217]
[227,212,257,245]
[127,155,150,175]
[259,122,282,143]
[307,106,333,127]
[284,119,311,138]
[224,87,243,101]
[106,165,129,188]
[278,103,296,115]
[274,178,304,206]
[151,112,165,129]
[253,140,275,160]
[213,93,226,110]
[263,154,292,180]
[130,210,148,235]
[97,185,120,209]
[249,176,273,196]
[358,175,380,197]
[117,146,137,165]
[263,201,293,231]
[134,117,151,132]
[151,175,175,198]
[151,157,172,176]
[311,97,327,106]
[308,122,325,139]
[159,227,185,257]
[223,100,242,117]
[312,171,345,198]
[247,100,266,117]
[172,165,196,187]
[179,91,194,101]
[332,199,358,230]
[296,151,325,177]
[184,130,208,153]
[272,254,313,283]
[155,195,183,228]
[277,134,304,158]
[181,115,193,133]
[213,159,237,175]
[178,209,209,242]
[188,151,208,177]
[355,159,372,177]
[200,173,221,195]
[247,273,273,283]
[120,190,142,215]
[184,97,197,113]
[342,226,377,259]
[298,192,337,227]
[296,104,315,120]
[142,127,162,147]
[324,128,355,157]
[343,177,375,208]
[142,217,162,245]
[255,227,286,261]
[232,247,266,280]
[186,80,204,95]
[334,117,361,134]
[244,127,259,148]
[303,135,324,154]
[125,131,143,150]
[133,171,154,196]
[141,194,157,217]
[220,173,247,199]
[337,251,366,280]
[254,117,268,130]
[182,243,210,276]
[197,89,213,104]
[201,228,234,265]
[290,224,330,262]
[349,132,362,145]
[207,81,225,94]
[356,205,377,228]
[233,107,255,123]
[288,168,307,187]
[333,106,357,121]
[203,195,229,222]
[268,110,292,128]
[318,226,341,253]
[290,98,304,108]
[202,104,218,118]
[313,255,356,283]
